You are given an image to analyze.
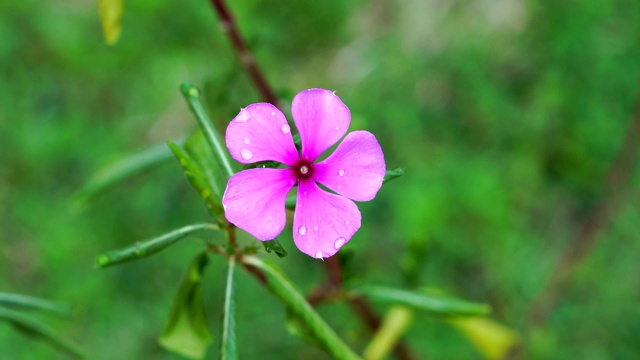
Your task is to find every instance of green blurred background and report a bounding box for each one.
[1,0,639,358]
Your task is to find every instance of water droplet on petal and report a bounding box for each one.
[337,185,342,190]
[315,251,324,260]
[313,226,318,231]
[256,105,261,110]
[334,237,346,249]
[244,138,250,144]
[298,225,307,235]
[335,126,339,130]
[281,124,290,134]
[267,216,272,221]
[303,191,308,196]
[271,111,275,116]
[241,149,253,160]
[236,109,249,123]
[345,220,350,225]
[317,216,322,221]
[243,210,247,215]
[338,169,344,176]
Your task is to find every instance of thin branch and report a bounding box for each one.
[209,0,281,108]
[527,92,640,328]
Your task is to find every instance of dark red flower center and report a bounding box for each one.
[293,161,314,180]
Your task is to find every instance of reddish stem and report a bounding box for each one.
[209,0,281,108]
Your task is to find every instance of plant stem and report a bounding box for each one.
[209,0,281,108]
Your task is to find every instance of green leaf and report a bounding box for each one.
[220,257,237,360]
[73,142,174,208]
[0,293,71,318]
[184,131,227,203]
[242,160,280,170]
[446,317,519,360]
[98,0,123,45]
[383,168,404,184]
[167,141,223,218]
[96,223,220,268]
[285,195,296,211]
[180,83,235,179]
[159,252,213,360]
[0,306,85,359]
[360,286,491,317]
[261,238,288,258]
[363,306,413,360]
[242,256,361,360]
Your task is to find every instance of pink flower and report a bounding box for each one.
[222,89,386,259]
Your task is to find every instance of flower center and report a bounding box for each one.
[294,161,313,180]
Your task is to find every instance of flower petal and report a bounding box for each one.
[223,168,295,240]
[293,180,361,259]
[314,131,386,201]
[292,89,350,162]
[226,103,299,166]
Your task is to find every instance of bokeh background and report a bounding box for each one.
[1,0,639,358]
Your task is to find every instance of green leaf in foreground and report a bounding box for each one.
[360,286,490,317]
[220,257,237,360]
[159,252,213,360]
[0,306,85,359]
[73,142,174,208]
[0,293,71,317]
[96,223,220,268]
[242,256,361,360]
[185,131,227,204]
[383,168,404,184]
[180,83,235,180]
[261,238,288,258]
[168,140,223,217]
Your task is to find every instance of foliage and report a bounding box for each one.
[1,0,639,358]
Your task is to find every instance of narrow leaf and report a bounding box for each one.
[242,256,362,360]
[285,195,296,211]
[73,142,174,207]
[159,252,213,359]
[220,257,237,360]
[0,306,85,359]
[168,141,223,217]
[98,0,123,45]
[382,168,404,184]
[0,293,71,318]
[96,223,220,268]
[363,306,413,360]
[185,131,227,202]
[446,317,519,360]
[360,286,490,317]
[261,238,288,258]
[180,83,235,179]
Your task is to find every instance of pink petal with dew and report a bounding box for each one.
[314,131,386,202]
[293,180,361,259]
[292,89,350,162]
[223,168,296,241]
[226,103,299,166]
